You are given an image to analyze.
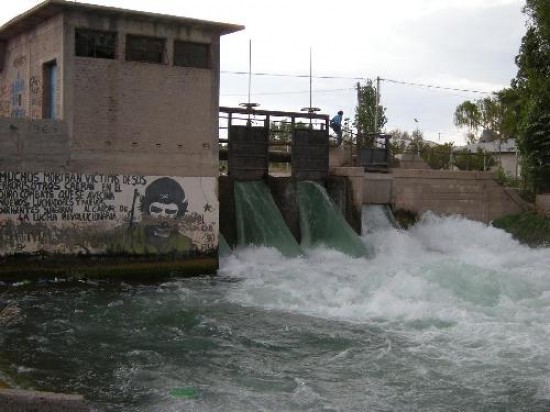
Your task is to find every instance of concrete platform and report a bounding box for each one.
[0,389,92,412]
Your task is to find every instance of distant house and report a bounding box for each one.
[0,0,243,277]
[458,138,520,178]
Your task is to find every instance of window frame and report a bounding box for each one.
[125,35,166,64]
[75,28,117,59]
[173,40,210,69]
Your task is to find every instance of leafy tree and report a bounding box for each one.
[454,100,481,143]
[341,116,354,144]
[269,121,293,143]
[453,94,519,144]
[513,0,550,193]
[355,80,387,147]
[269,120,307,143]
[410,129,424,154]
[453,148,496,172]
[421,143,454,170]
[387,128,411,155]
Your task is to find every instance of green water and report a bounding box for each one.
[234,181,303,257]
[297,181,371,257]
[218,234,232,257]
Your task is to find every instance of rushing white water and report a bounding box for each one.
[2,213,549,411]
[222,212,550,321]
[362,204,400,233]
[220,213,550,408]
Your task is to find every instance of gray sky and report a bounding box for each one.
[2,0,527,145]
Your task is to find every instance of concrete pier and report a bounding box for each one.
[0,389,92,412]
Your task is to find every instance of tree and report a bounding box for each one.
[453,93,519,144]
[513,0,550,193]
[269,120,307,143]
[355,80,387,147]
[387,128,411,155]
[409,129,424,155]
[453,148,496,172]
[454,100,481,143]
[422,142,454,170]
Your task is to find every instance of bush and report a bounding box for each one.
[492,212,550,246]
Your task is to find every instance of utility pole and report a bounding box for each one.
[356,81,362,147]
[300,47,320,124]
[414,118,420,155]
[374,76,380,135]
[239,39,259,124]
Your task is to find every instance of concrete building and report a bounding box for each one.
[458,138,520,179]
[0,0,243,278]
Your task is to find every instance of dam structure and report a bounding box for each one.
[218,105,374,260]
[0,1,531,281]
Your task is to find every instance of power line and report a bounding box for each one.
[221,70,366,80]
[221,70,496,95]
[221,87,354,97]
[378,78,493,95]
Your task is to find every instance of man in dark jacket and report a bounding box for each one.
[330,110,344,145]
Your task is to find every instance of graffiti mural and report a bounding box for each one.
[0,172,218,256]
[0,83,10,117]
[29,75,42,118]
[10,73,25,118]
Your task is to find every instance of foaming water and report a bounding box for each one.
[1,214,549,410]
[222,213,550,323]
[219,213,550,409]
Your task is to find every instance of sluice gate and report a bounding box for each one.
[219,106,330,181]
[218,106,370,256]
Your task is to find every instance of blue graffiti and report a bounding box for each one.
[10,73,25,118]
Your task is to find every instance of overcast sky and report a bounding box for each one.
[2,0,527,145]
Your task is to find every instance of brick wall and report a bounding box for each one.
[63,11,221,178]
[0,15,64,120]
[0,118,69,171]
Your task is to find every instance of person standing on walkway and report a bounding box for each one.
[330,110,344,145]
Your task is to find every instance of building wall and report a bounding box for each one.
[0,170,218,257]
[0,118,69,171]
[63,11,220,177]
[0,15,64,120]
[495,153,521,179]
[0,8,230,277]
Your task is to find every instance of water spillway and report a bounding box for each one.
[234,181,303,257]
[297,181,372,257]
[361,204,400,234]
[233,179,370,258]
[218,233,232,257]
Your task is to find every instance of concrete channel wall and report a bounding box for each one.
[392,169,529,223]
[0,118,220,280]
[331,167,530,224]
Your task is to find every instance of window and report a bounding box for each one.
[126,35,165,64]
[43,61,57,119]
[75,29,116,59]
[174,41,210,68]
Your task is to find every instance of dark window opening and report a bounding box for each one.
[126,35,165,63]
[43,61,57,119]
[174,41,210,68]
[75,29,116,59]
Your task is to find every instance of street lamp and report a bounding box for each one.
[414,118,420,155]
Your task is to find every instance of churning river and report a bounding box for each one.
[1,213,550,411]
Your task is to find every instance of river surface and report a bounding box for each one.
[1,213,550,411]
